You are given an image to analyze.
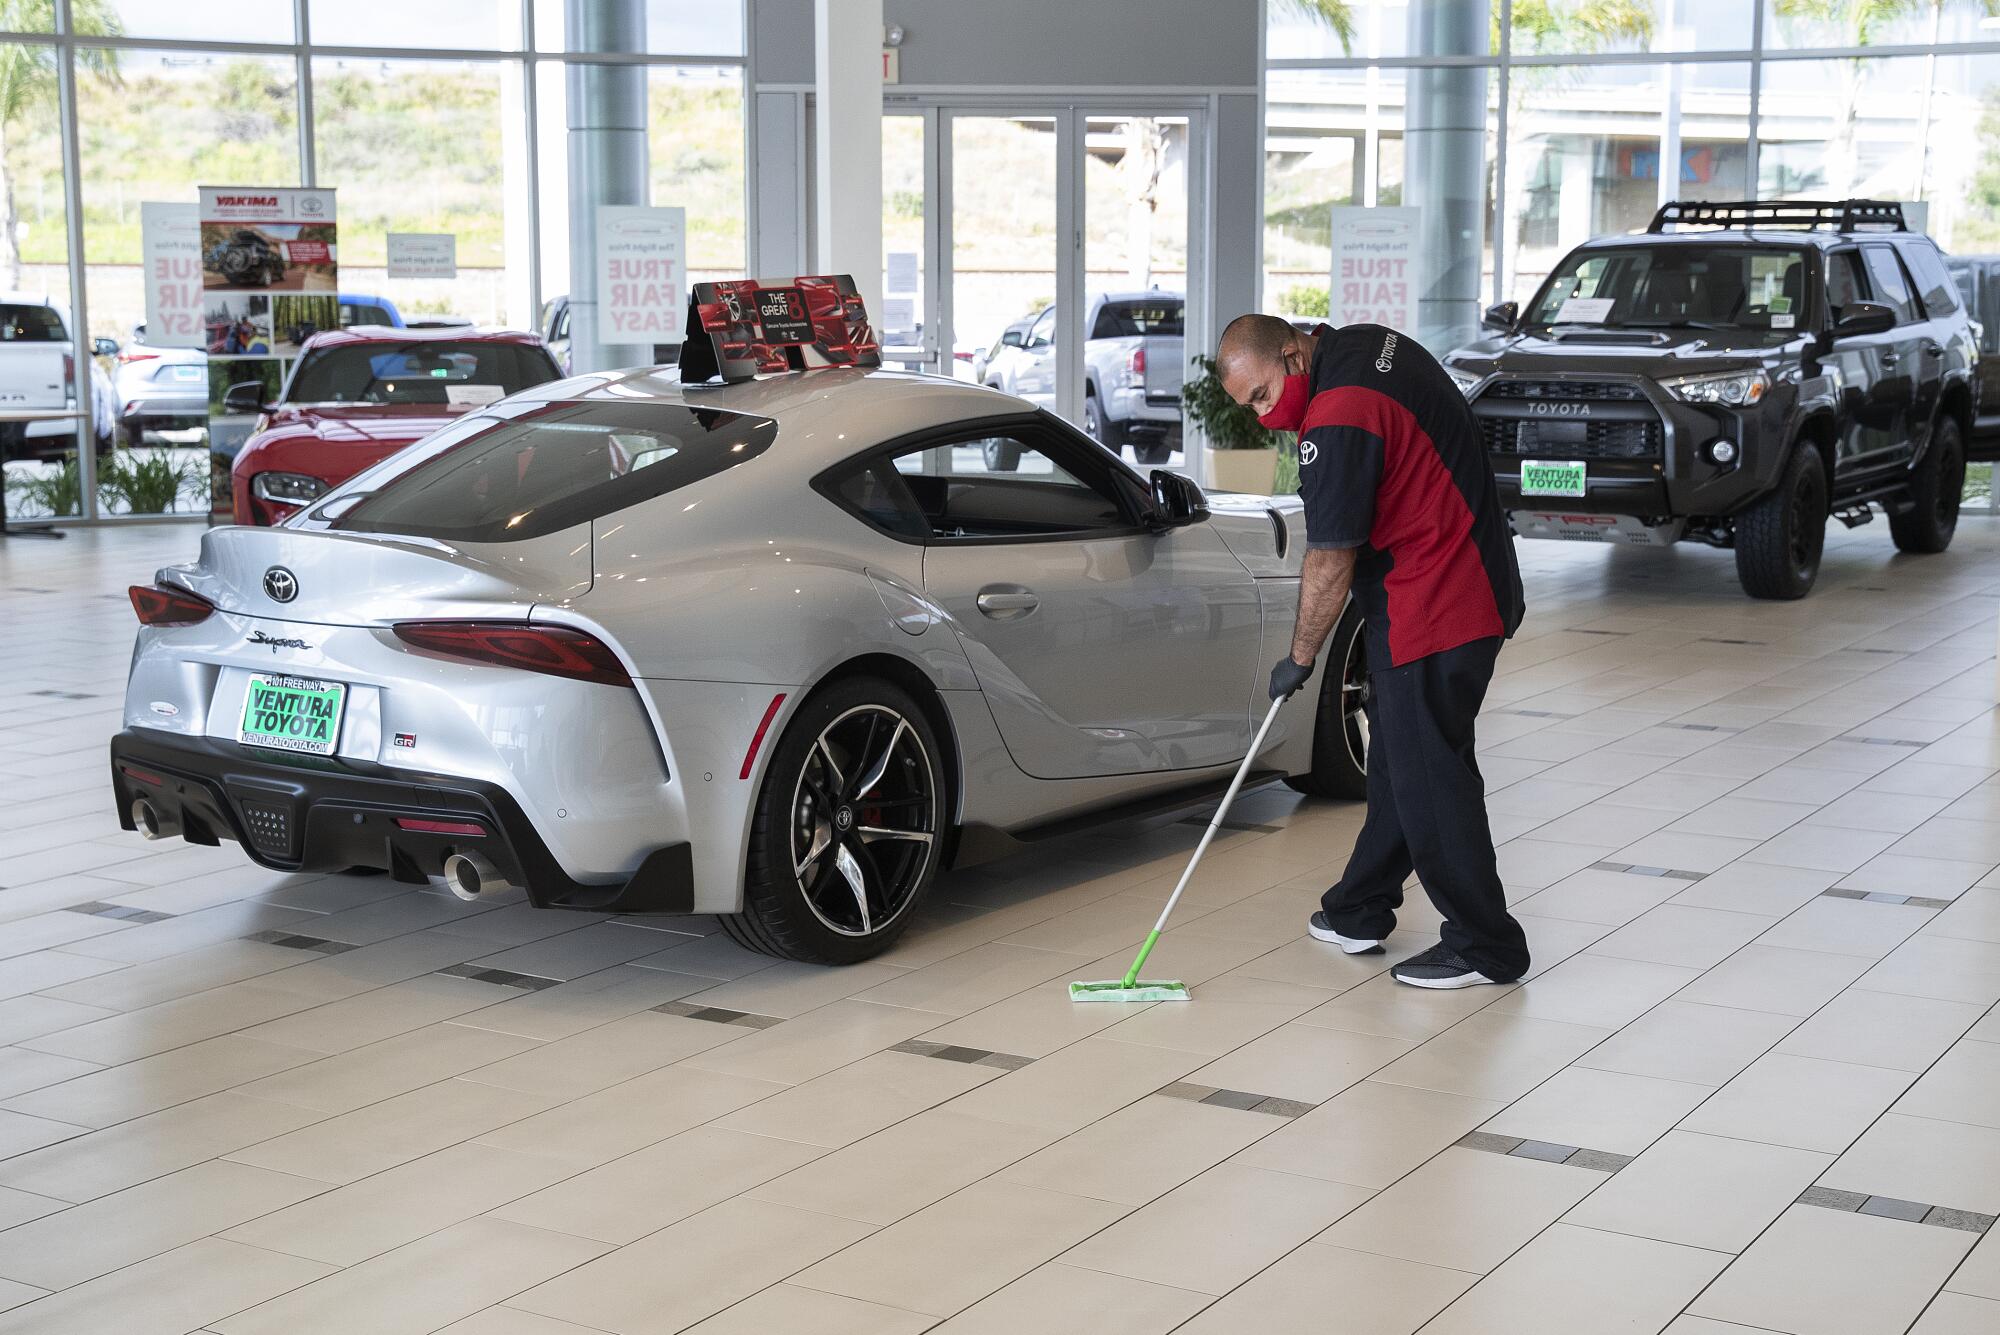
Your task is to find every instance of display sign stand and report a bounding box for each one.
[681,275,879,385]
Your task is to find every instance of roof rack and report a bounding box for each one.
[1646,199,1907,234]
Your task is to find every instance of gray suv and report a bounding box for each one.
[1445,200,1979,599]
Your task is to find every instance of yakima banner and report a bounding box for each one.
[1330,205,1420,332]
[198,187,337,299]
[141,202,203,349]
[596,205,686,344]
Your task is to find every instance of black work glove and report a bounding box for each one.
[1269,655,1314,701]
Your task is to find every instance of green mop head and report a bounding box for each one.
[1068,978,1191,1003]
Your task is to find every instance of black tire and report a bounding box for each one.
[1285,601,1369,800]
[725,677,947,964]
[1889,416,1964,554]
[982,438,1022,472]
[1133,440,1172,466]
[1735,443,1827,600]
[1084,391,1125,451]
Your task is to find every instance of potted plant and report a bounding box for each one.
[1181,353,1287,494]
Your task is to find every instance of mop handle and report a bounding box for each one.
[1122,695,1289,987]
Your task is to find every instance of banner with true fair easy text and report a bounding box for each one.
[1330,206,1420,332]
[142,202,203,349]
[596,205,686,346]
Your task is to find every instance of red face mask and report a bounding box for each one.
[1257,372,1311,433]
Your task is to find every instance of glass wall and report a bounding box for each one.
[1264,0,2000,340]
[3,0,747,522]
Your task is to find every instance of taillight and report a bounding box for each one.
[62,352,74,384]
[1128,347,1146,377]
[119,352,160,366]
[392,621,633,688]
[129,583,215,626]
[394,817,486,837]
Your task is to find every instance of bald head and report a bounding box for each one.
[1217,313,1314,417]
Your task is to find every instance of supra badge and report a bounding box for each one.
[247,629,310,653]
[263,566,299,602]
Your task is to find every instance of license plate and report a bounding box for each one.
[1520,460,1587,497]
[169,365,204,382]
[239,673,346,756]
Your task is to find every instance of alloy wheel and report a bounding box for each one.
[1340,623,1370,777]
[789,704,939,937]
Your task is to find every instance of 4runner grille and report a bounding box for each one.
[1481,417,1663,460]
[1481,380,1648,401]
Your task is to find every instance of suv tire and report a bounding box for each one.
[728,677,946,964]
[1285,601,1369,800]
[1889,416,1964,555]
[981,438,1022,472]
[1084,390,1125,451]
[1735,443,1827,600]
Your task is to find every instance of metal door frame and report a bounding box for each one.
[891,95,1209,445]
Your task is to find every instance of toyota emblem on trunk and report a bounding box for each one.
[263,567,298,602]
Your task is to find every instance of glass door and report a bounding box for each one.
[880,110,936,374]
[948,114,1059,406]
[1082,113,1194,470]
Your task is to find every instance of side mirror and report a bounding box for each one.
[222,381,268,415]
[1481,301,1518,332]
[1149,469,1209,528]
[91,336,119,358]
[1001,331,1024,348]
[1831,301,1896,340]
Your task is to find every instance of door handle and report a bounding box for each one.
[976,588,1039,617]
[1923,342,1945,357]
[1880,353,1899,367]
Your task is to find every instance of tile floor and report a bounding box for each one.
[2,519,2000,1334]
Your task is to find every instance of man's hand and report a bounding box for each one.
[1269,655,1314,701]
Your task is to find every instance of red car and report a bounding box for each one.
[229,327,564,526]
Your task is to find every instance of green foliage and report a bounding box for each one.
[1772,0,2000,48]
[1274,0,1357,54]
[1278,284,1329,319]
[1506,0,1655,54]
[4,453,81,517]
[97,449,204,514]
[1964,86,2000,249]
[1273,437,1301,496]
[887,188,923,221]
[1182,354,1289,452]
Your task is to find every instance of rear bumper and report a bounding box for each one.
[108,730,694,914]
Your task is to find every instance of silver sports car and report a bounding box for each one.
[111,364,1368,963]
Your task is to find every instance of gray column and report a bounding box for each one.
[1404,0,1489,353]
[566,0,650,374]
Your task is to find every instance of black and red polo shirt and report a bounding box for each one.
[1297,322,1524,668]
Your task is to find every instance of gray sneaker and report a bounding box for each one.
[1391,943,1503,989]
[1307,912,1384,955]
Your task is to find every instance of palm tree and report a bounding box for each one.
[1273,0,1357,55]
[0,1,122,288]
[1773,0,2000,198]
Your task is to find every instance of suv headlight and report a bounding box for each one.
[252,471,328,504]
[1662,369,1769,407]
[1444,365,1483,398]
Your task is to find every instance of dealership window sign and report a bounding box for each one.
[386,232,457,281]
[141,202,203,349]
[596,205,686,345]
[1330,206,1420,332]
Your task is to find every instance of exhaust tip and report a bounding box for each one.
[442,851,515,902]
[442,853,482,901]
[130,797,178,840]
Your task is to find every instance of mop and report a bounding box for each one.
[1070,694,1289,1003]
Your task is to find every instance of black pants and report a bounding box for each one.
[1321,636,1530,982]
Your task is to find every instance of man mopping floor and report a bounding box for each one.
[1217,314,1531,989]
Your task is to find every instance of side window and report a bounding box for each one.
[884,430,1133,540]
[1025,308,1055,350]
[1860,246,1918,323]
[826,461,928,541]
[1825,251,1868,314]
[1900,241,1961,319]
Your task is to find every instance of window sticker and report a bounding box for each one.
[446,384,504,406]
[1771,314,1796,329]
[1769,296,1792,314]
[1555,296,1615,324]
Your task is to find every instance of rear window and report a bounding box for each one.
[287,341,558,407]
[329,400,777,542]
[0,304,65,342]
[1092,301,1183,339]
[1899,240,1961,318]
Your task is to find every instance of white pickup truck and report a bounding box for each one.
[0,297,115,459]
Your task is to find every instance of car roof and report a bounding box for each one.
[299,326,548,351]
[515,365,1024,469]
[1578,228,1915,252]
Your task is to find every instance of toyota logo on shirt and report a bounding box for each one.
[1299,440,1318,466]
[263,567,298,602]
